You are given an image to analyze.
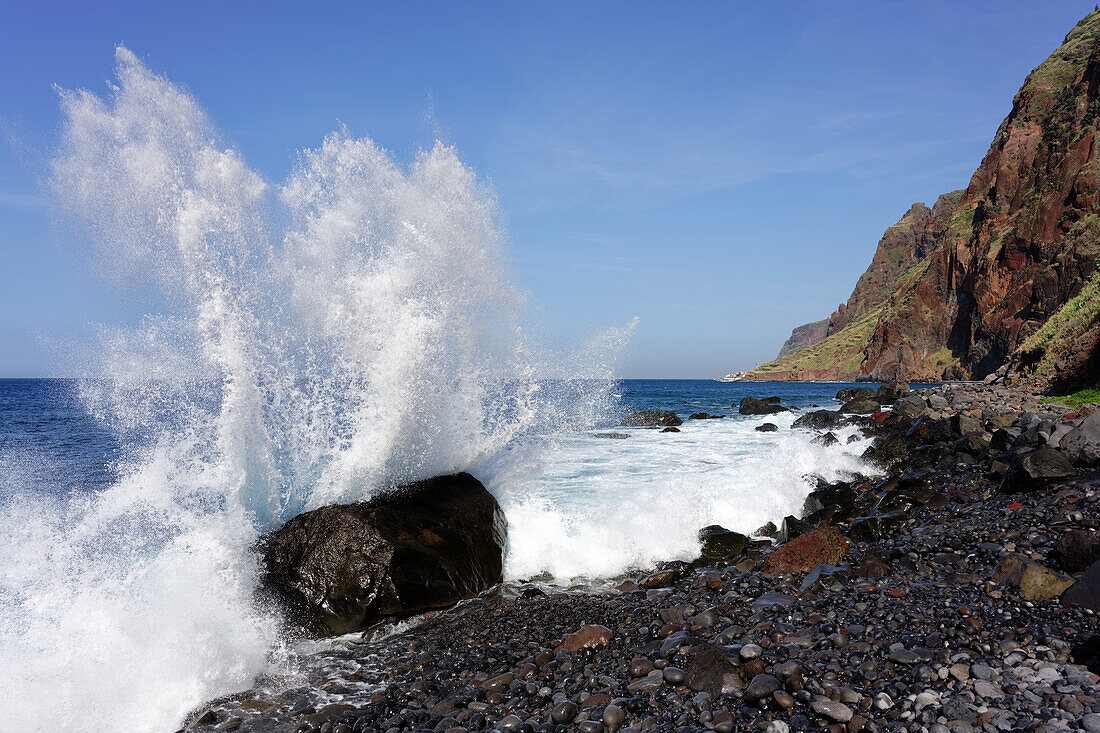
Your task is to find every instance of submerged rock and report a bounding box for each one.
[621,410,683,427]
[257,472,506,636]
[738,397,787,415]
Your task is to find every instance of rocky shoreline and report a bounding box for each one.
[184,384,1100,733]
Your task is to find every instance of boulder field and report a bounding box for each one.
[187,385,1100,733]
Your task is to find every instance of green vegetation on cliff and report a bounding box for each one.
[1019,261,1100,380]
[750,307,880,378]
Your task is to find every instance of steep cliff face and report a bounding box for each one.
[863,10,1100,384]
[750,192,962,378]
[750,10,1100,386]
[776,319,829,359]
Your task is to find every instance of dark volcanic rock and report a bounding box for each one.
[257,473,506,636]
[876,382,910,403]
[1063,559,1100,611]
[837,387,878,403]
[1055,529,1100,572]
[1062,411,1100,465]
[698,525,748,562]
[688,412,725,420]
[1001,447,1075,492]
[792,409,843,430]
[755,422,778,432]
[738,397,787,415]
[621,410,683,427]
[686,642,744,696]
[840,396,881,415]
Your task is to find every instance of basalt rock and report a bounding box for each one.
[837,387,878,403]
[755,422,778,433]
[792,410,843,430]
[685,642,744,696]
[1062,411,1100,465]
[840,396,881,415]
[257,472,506,636]
[1000,447,1075,492]
[1054,529,1100,572]
[621,410,683,427]
[698,525,749,562]
[1063,559,1100,611]
[738,397,787,415]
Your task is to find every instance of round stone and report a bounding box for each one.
[740,643,763,660]
[551,701,578,725]
[602,705,625,730]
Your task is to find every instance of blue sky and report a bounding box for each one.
[1,1,1095,378]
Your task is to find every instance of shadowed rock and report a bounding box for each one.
[257,472,506,636]
[621,410,683,427]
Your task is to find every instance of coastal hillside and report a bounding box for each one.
[765,191,963,377]
[751,10,1100,388]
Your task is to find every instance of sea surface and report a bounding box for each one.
[0,376,881,583]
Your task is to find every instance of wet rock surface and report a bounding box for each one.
[257,473,507,636]
[621,411,683,427]
[192,385,1100,733]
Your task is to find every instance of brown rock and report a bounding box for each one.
[763,525,849,575]
[853,557,890,578]
[685,641,744,696]
[641,569,682,589]
[557,624,613,652]
[993,555,1074,600]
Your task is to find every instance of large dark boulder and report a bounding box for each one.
[840,396,881,415]
[621,410,683,427]
[875,383,910,404]
[792,409,843,430]
[1054,530,1100,572]
[893,394,927,418]
[686,642,744,696]
[698,525,748,562]
[257,473,506,636]
[1000,448,1075,493]
[836,387,877,403]
[1061,411,1100,465]
[1063,559,1100,612]
[738,397,787,415]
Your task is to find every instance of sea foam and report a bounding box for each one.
[0,47,617,732]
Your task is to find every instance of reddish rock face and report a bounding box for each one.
[861,12,1100,383]
[753,10,1100,388]
[763,525,849,576]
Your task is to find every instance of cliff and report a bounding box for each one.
[749,10,1100,388]
[775,319,829,359]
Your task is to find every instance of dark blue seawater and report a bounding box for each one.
[0,379,121,496]
[615,379,886,417]
[0,378,905,498]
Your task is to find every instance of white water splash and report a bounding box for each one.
[0,47,620,732]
